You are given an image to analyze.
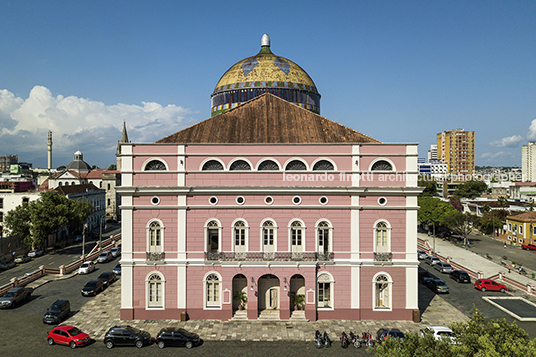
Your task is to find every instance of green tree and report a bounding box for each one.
[108,164,117,170]
[418,197,458,227]
[4,190,93,249]
[454,180,488,199]
[442,210,473,247]
[418,178,438,197]
[374,309,536,357]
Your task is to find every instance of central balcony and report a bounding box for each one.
[204,251,334,262]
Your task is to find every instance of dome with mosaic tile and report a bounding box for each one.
[211,34,321,116]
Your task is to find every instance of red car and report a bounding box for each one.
[47,325,90,349]
[521,244,536,251]
[474,279,507,293]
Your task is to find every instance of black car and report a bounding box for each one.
[103,325,152,349]
[81,280,104,297]
[43,299,71,324]
[155,327,200,349]
[97,271,117,287]
[376,328,405,343]
[418,268,434,284]
[450,270,471,283]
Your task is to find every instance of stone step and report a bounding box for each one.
[289,310,308,321]
[231,309,248,320]
[258,309,280,320]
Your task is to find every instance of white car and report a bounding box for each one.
[79,261,95,275]
[425,256,441,266]
[97,251,113,263]
[110,246,121,258]
[417,250,428,260]
[422,326,456,344]
[27,249,44,257]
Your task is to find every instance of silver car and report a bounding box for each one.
[425,255,441,266]
[97,251,113,263]
[434,262,454,273]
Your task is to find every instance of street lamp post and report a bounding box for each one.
[99,215,107,252]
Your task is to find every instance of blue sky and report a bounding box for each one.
[1,1,535,169]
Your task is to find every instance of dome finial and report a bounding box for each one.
[261,34,270,47]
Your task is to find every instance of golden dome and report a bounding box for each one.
[211,34,320,116]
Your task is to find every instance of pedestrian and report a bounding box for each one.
[508,265,511,273]
[12,251,15,259]
[519,267,523,274]
[504,243,507,249]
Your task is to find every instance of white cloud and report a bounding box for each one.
[528,119,536,141]
[489,135,524,148]
[480,151,511,159]
[0,86,193,168]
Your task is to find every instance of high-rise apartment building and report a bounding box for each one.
[522,142,536,182]
[437,129,475,176]
[427,144,437,162]
[0,155,18,172]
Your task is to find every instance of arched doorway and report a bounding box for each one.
[289,274,305,319]
[257,274,280,319]
[232,274,247,311]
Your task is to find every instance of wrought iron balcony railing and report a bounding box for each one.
[374,252,393,262]
[146,252,165,261]
[204,251,334,262]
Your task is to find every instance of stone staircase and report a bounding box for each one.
[258,309,280,320]
[231,309,248,320]
[289,309,308,321]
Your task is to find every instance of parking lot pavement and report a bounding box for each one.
[56,276,468,342]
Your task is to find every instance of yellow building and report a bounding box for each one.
[437,129,475,176]
[505,211,536,246]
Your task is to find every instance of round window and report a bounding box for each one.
[151,196,160,205]
[292,196,302,205]
[264,196,273,205]
[378,197,387,206]
[236,196,245,205]
[319,196,328,205]
[209,196,218,205]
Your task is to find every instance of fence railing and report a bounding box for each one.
[205,251,334,262]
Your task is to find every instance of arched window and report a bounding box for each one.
[371,160,393,171]
[107,183,111,190]
[258,160,279,171]
[290,221,304,252]
[206,220,220,258]
[148,221,163,253]
[234,221,247,252]
[262,220,275,252]
[374,274,391,309]
[147,273,164,308]
[313,160,334,171]
[317,273,333,308]
[229,160,251,171]
[317,221,331,254]
[375,221,390,252]
[205,273,220,308]
[145,160,166,171]
[202,160,224,171]
[285,160,307,171]
[58,182,62,186]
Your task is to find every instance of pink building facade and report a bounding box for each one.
[118,138,421,321]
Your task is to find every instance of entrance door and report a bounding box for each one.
[269,288,278,309]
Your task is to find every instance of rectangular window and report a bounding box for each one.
[318,282,331,308]
[263,228,273,245]
[292,229,302,245]
[235,229,245,246]
[0,212,3,223]
[0,198,3,209]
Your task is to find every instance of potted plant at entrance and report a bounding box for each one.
[234,290,247,310]
[291,292,305,310]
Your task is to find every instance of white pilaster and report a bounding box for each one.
[351,265,360,309]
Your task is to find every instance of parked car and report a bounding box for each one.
[47,325,90,349]
[421,326,456,343]
[0,261,16,270]
[28,249,44,257]
[376,328,405,343]
[14,255,31,263]
[521,243,536,251]
[113,262,121,275]
[0,287,33,308]
[424,256,441,266]
[98,271,117,287]
[474,279,507,292]
[155,327,200,348]
[43,299,71,324]
[417,250,428,260]
[78,261,95,275]
[418,268,434,284]
[450,270,471,283]
[103,325,152,349]
[81,280,104,297]
[97,251,113,263]
[434,262,454,274]
[110,246,121,258]
[426,279,449,294]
